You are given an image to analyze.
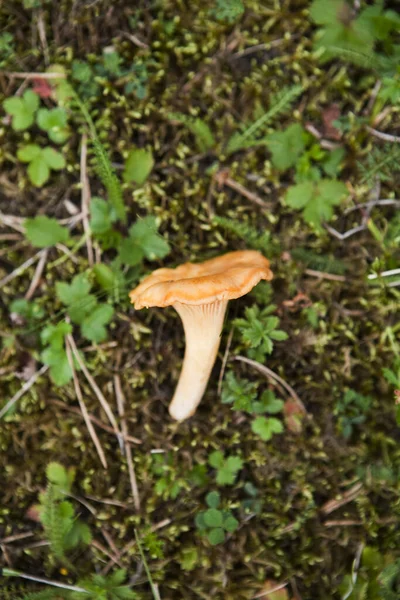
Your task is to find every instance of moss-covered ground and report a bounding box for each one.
[1,1,400,599]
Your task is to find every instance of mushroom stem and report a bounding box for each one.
[169,300,228,421]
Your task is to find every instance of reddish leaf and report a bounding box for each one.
[32,78,53,99]
[322,104,341,140]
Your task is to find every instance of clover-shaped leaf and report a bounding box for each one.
[3,89,39,130]
[17,144,66,186]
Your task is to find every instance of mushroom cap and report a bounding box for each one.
[129,250,273,309]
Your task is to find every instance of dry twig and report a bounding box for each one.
[114,374,140,511]
[67,334,123,446]
[65,338,108,469]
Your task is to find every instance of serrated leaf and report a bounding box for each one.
[80,304,114,342]
[208,450,224,469]
[123,148,154,185]
[56,273,91,305]
[3,89,39,130]
[286,179,347,229]
[251,416,284,441]
[265,123,307,171]
[119,216,170,265]
[46,462,69,489]
[41,346,72,386]
[225,456,243,473]
[25,215,70,247]
[90,197,116,234]
[118,237,144,266]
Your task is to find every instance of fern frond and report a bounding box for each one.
[358,144,400,185]
[168,113,215,152]
[213,215,273,253]
[39,485,70,563]
[226,84,303,154]
[291,247,347,275]
[69,89,126,223]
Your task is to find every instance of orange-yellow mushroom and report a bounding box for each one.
[129,250,273,421]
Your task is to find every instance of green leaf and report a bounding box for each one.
[169,113,215,152]
[123,148,154,185]
[208,450,224,469]
[25,215,70,247]
[203,508,223,528]
[41,346,72,386]
[286,179,348,229]
[207,528,225,545]
[225,456,243,473]
[46,462,70,489]
[56,273,91,305]
[119,216,170,265]
[42,147,66,170]
[309,0,345,25]
[41,322,72,349]
[118,237,144,266]
[3,89,39,130]
[56,274,97,324]
[90,197,116,234]
[221,371,258,412]
[205,491,221,509]
[27,157,50,187]
[37,107,70,144]
[81,304,114,342]
[258,390,284,414]
[17,144,41,162]
[223,515,239,532]
[251,416,284,441]
[266,123,307,171]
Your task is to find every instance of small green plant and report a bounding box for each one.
[17,144,66,187]
[56,273,114,343]
[38,463,91,564]
[339,546,400,600]
[123,147,154,185]
[118,216,170,266]
[334,389,373,439]
[40,322,76,386]
[265,123,309,171]
[71,569,138,600]
[211,0,244,23]
[168,113,216,152]
[0,32,14,67]
[37,107,70,144]
[10,298,45,322]
[241,482,263,515]
[225,85,303,154]
[151,452,187,500]
[234,304,288,362]
[208,450,243,486]
[213,215,275,255]
[3,89,39,130]
[285,178,348,231]
[24,215,70,247]
[222,372,285,442]
[195,491,239,545]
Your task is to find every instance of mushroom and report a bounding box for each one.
[129,250,273,421]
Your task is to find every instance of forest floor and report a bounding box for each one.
[1,1,400,599]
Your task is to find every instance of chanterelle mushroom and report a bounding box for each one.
[129,250,273,421]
